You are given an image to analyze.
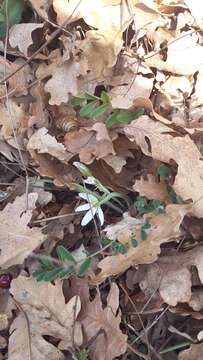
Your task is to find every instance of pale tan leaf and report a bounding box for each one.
[188,289,203,311]
[159,268,192,306]
[0,101,25,138]
[103,155,126,173]
[44,60,79,105]
[0,193,46,268]
[133,175,170,202]
[9,276,83,359]
[124,115,203,217]
[9,23,44,57]
[92,204,189,284]
[27,127,71,162]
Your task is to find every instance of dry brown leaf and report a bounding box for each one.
[9,276,82,359]
[45,60,79,105]
[92,204,189,284]
[27,127,72,162]
[65,124,115,164]
[133,175,170,202]
[9,23,44,57]
[32,152,81,187]
[80,283,127,360]
[124,115,203,217]
[102,154,126,173]
[0,101,26,138]
[133,96,171,125]
[184,0,203,30]
[0,193,46,268]
[189,289,203,311]
[178,343,203,360]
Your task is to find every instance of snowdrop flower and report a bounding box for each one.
[75,193,104,226]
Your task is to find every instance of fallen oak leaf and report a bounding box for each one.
[0,193,46,268]
[9,276,83,359]
[27,127,72,162]
[91,204,189,284]
[80,282,127,360]
[124,115,203,218]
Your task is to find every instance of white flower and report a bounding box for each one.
[75,193,104,226]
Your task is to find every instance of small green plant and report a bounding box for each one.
[72,91,144,127]
[73,162,130,226]
[33,245,91,282]
[76,349,89,360]
[158,163,183,204]
[134,196,165,215]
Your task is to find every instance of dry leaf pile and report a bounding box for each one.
[1,0,203,359]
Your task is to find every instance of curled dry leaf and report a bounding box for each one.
[27,127,72,162]
[9,276,82,360]
[133,174,170,202]
[0,193,46,268]
[124,115,203,218]
[9,23,44,57]
[92,204,189,284]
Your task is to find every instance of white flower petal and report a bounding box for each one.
[81,207,97,226]
[78,192,97,203]
[97,207,104,226]
[75,203,90,212]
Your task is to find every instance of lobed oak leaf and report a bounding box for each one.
[80,283,127,360]
[9,276,83,359]
[124,115,203,217]
[92,204,189,284]
[27,127,72,162]
[0,193,46,268]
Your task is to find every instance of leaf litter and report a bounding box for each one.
[0,0,203,359]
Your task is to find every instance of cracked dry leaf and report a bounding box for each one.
[27,127,72,162]
[124,115,203,217]
[9,276,83,360]
[80,283,127,360]
[0,193,46,268]
[92,204,189,284]
[133,174,170,202]
[9,23,44,57]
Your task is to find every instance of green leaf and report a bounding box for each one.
[71,95,87,106]
[58,266,74,279]
[33,269,48,282]
[41,267,64,282]
[0,0,24,38]
[106,109,121,128]
[131,238,138,248]
[56,245,75,263]
[140,219,151,241]
[39,258,55,270]
[158,164,172,179]
[115,108,145,123]
[77,258,91,276]
[90,103,108,118]
[79,100,98,117]
[134,196,147,215]
[84,92,99,101]
[100,91,110,104]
